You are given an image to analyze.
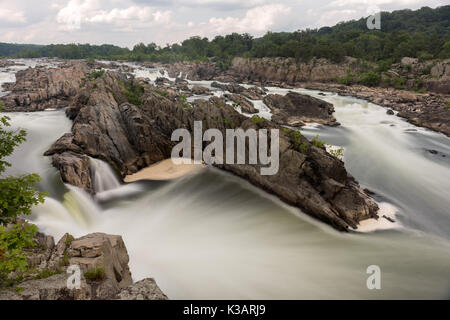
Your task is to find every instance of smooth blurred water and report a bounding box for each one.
[1,60,449,299]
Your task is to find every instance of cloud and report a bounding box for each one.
[0,8,27,24]
[207,4,291,34]
[56,0,171,31]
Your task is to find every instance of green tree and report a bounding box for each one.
[0,107,46,286]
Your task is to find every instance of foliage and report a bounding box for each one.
[328,146,344,159]
[153,88,169,97]
[33,268,62,280]
[88,69,105,80]
[122,81,144,107]
[0,223,37,286]
[84,267,106,282]
[0,108,46,287]
[251,115,265,127]
[359,72,381,87]
[311,135,326,148]
[445,102,450,110]
[1,6,448,65]
[0,110,46,226]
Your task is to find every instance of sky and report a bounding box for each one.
[0,0,447,48]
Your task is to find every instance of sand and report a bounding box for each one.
[124,158,205,182]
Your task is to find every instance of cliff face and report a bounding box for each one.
[225,57,363,85]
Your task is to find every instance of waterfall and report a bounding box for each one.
[89,158,121,193]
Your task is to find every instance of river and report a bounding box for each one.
[1,59,449,299]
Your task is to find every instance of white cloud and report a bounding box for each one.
[0,8,27,24]
[207,4,291,34]
[56,0,171,31]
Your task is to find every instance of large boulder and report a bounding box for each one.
[263,92,338,126]
[0,229,167,300]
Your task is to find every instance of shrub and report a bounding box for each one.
[445,102,450,110]
[328,146,344,159]
[0,223,38,286]
[0,108,46,287]
[84,267,106,282]
[33,268,62,280]
[359,72,381,87]
[88,69,105,80]
[251,115,265,127]
[394,77,406,89]
[153,88,168,97]
[311,135,326,148]
[123,81,144,106]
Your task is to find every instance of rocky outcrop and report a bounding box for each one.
[191,85,211,95]
[0,227,167,300]
[224,93,258,113]
[211,81,245,93]
[263,92,338,127]
[43,71,378,230]
[0,61,89,111]
[116,279,168,300]
[222,57,365,86]
[305,82,450,137]
[166,61,218,80]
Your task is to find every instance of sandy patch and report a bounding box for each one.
[356,202,401,232]
[124,158,205,182]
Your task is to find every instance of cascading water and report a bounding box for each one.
[90,157,121,193]
[2,59,450,299]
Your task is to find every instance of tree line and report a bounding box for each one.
[0,6,449,69]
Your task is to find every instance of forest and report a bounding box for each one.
[0,5,449,69]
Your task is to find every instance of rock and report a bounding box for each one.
[166,62,218,80]
[69,233,133,290]
[386,109,394,115]
[0,61,89,111]
[382,215,396,223]
[211,81,245,94]
[0,227,167,300]
[401,57,419,65]
[241,86,266,100]
[263,92,338,126]
[43,69,377,230]
[191,85,211,95]
[0,273,92,300]
[51,151,93,192]
[116,279,168,300]
[225,93,258,113]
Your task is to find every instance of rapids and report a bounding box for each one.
[1,59,449,299]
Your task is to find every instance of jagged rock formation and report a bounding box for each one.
[0,62,89,111]
[263,92,338,127]
[224,93,258,113]
[0,225,167,300]
[40,68,378,230]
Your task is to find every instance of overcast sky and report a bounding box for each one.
[0,0,446,48]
